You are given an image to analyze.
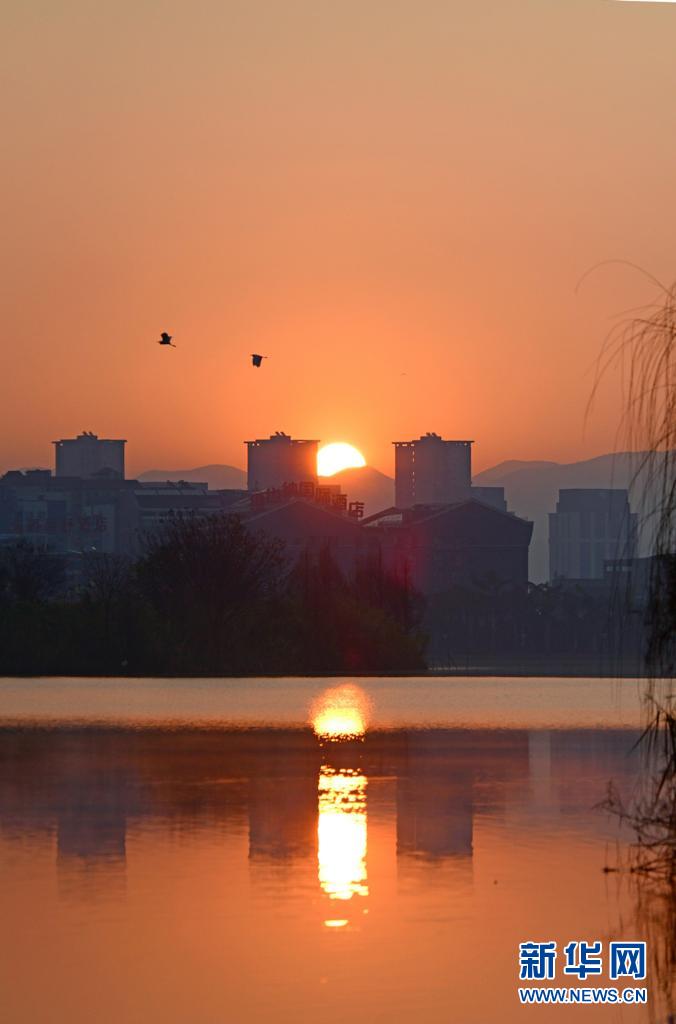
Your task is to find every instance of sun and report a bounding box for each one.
[317,443,366,477]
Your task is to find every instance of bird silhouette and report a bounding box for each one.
[251,353,267,367]
[158,332,176,347]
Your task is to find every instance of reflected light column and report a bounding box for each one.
[311,685,371,929]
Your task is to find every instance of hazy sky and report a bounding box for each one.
[2,0,675,477]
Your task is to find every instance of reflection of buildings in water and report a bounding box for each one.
[503,729,643,834]
[0,733,139,899]
[54,762,136,900]
[396,731,476,861]
[244,730,321,870]
[0,725,643,902]
[317,766,368,902]
[528,731,553,812]
[549,729,641,818]
[397,775,473,860]
[396,730,531,861]
[56,771,129,862]
[248,775,318,861]
[0,732,137,852]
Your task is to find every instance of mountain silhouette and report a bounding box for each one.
[474,459,558,484]
[321,465,394,516]
[139,464,247,490]
[138,464,395,515]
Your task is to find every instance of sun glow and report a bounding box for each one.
[317,442,366,477]
[311,684,371,741]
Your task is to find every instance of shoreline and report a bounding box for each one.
[0,663,660,680]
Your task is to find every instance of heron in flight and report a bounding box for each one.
[158,332,176,347]
[251,353,267,367]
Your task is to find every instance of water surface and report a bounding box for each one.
[0,678,654,1022]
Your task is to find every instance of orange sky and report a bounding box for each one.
[2,1,675,478]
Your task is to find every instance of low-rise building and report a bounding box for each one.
[243,497,367,574]
[0,470,138,556]
[362,500,533,594]
[0,472,248,561]
[134,481,247,538]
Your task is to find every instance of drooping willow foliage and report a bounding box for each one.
[586,262,675,678]
[588,265,675,1019]
[610,273,674,823]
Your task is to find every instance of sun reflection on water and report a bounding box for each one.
[311,684,370,741]
[318,766,368,905]
[311,685,371,928]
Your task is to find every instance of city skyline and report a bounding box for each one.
[0,426,665,482]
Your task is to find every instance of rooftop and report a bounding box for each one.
[393,434,473,446]
[245,432,319,446]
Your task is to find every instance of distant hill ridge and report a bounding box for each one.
[324,466,394,515]
[138,465,247,489]
[137,463,394,513]
[473,459,558,483]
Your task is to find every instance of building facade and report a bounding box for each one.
[393,434,473,508]
[243,497,367,575]
[0,470,138,557]
[362,500,533,595]
[548,488,638,581]
[53,432,126,479]
[0,472,247,562]
[469,486,507,512]
[133,481,247,538]
[246,432,319,492]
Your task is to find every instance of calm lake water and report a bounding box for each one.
[0,677,662,1022]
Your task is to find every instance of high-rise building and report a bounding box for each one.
[548,488,638,580]
[53,431,126,479]
[246,432,319,491]
[393,433,472,508]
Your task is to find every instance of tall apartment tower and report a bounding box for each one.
[548,488,638,580]
[246,432,319,491]
[53,431,126,479]
[393,434,473,508]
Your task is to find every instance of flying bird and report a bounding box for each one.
[158,332,175,347]
[251,353,267,367]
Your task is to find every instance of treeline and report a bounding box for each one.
[425,574,653,668]
[0,515,426,676]
[1,517,667,676]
